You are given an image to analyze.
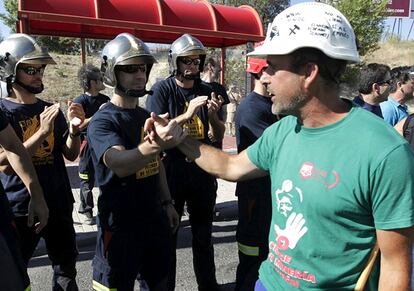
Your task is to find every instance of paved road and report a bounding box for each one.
[28,164,240,291]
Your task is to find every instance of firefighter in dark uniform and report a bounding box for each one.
[0,33,83,291]
[147,34,225,291]
[234,52,281,291]
[0,108,49,291]
[88,33,184,291]
[74,64,109,225]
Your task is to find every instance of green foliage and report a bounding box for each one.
[318,0,388,57]
[34,36,80,54]
[0,0,18,33]
[224,49,247,94]
[210,0,289,28]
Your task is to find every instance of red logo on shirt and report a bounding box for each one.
[299,162,339,188]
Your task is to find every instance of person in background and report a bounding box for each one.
[226,85,242,136]
[354,63,391,118]
[201,57,229,148]
[147,33,225,291]
[234,49,281,290]
[74,64,110,225]
[380,66,414,125]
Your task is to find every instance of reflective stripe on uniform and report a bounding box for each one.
[79,173,89,180]
[25,284,31,291]
[237,241,259,256]
[93,280,117,291]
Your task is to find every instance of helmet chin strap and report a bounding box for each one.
[176,70,200,81]
[116,84,150,98]
[14,79,44,94]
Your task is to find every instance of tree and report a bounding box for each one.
[318,0,388,57]
[209,0,289,28]
[0,0,18,33]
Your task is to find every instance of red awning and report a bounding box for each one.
[17,0,264,48]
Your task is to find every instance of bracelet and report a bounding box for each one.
[161,199,174,207]
[69,131,81,138]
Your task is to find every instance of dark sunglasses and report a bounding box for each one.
[117,64,146,74]
[180,58,201,66]
[377,79,392,86]
[18,65,46,76]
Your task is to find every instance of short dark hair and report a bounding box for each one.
[290,48,347,85]
[249,72,260,80]
[389,66,413,93]
[78,64,101,91]
[358,63,390,94]
[203,57,216,72]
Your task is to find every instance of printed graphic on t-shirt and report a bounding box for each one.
[299,161,339,189]
[136,128,160,179]
[182,102,205,139]
[19,116,55,164]
[269,179,316,288]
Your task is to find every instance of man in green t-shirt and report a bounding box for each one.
[147,2,414,291]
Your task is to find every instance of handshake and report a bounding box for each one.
[144,112,187,150]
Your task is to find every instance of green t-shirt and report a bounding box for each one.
[247,105,414,290]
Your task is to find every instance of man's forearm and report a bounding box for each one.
[209,114,225,142]
[63,134,81,161]
[0,129,49,171]
[178,137,232,180]
[79,117,92,130]
[0,127,44,199]
[174,113,189,126]
[104,141,160,178]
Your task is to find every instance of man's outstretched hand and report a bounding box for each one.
[144,112,187,149]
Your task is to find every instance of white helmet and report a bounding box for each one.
[248,2,360,63]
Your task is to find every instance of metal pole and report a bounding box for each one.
[407,20,414,40]
[220,48,226,85]
[392,18,397,36]
[81,38,86,64]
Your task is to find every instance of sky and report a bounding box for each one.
[1,0,414,40]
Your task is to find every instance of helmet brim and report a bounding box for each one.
[21,57,57,65]
[178,49,206,57]
[247,42,361,64]
[117,55,157,65]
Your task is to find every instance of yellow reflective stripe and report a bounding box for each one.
[79,173,89,179]
[93,280,117,291]
[238,242,259,256]
[25,284,31,291]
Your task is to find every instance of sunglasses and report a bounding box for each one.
[117,64,147,74]
[18,65,46,76]
[180,58,201,66]
[377,79,392,86]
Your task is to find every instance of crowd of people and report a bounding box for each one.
[0,1,413,291]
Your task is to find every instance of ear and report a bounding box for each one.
[303,62,319,90]
[372,83,380,94]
